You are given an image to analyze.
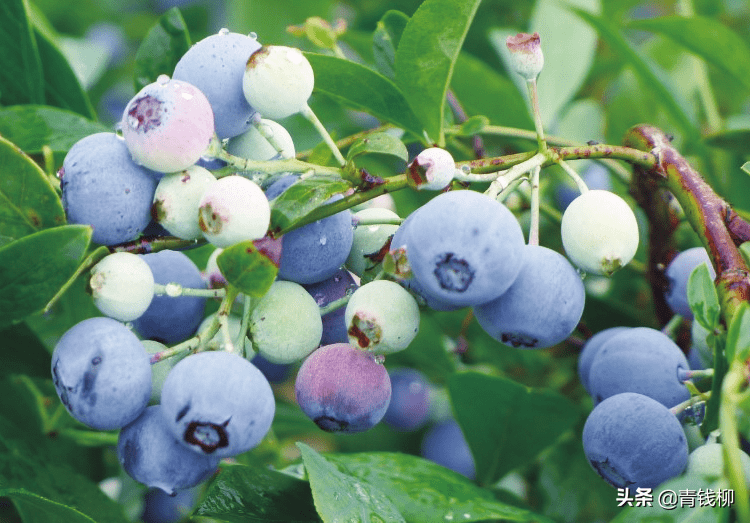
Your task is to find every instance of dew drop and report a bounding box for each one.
[218,27,230,36]
[460,165,471,174]
[444,513,454,521]
[114,122,124,137]
[156,74,170,85]
[165,283,182,297]
[333,275,341,282]
[248,31,258,40]
[181,92,194,100]
[463,514,471,519]
[319,236,327,246]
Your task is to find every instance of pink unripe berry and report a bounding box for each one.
[506,32,544,80]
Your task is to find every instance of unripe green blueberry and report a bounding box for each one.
[226,119,296,160]
[345,280,420,354]
[141,340,175,405]
[90,252,155,321]
[196,313,250,352]
[152,165,217,240]
[561,190,639,276]
[407,147,455,191]
[249,281,323,364]
[198,175,270,247]
[346,208,400,280]
[686,442,750,488]
[243,46,314,119]
[203,248,227,289]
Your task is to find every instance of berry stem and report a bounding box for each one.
[238,294,253,358]
[669,390,710,416]
[556,158,589,194]
[660,314,684,338]
[319,293,351,316]
[528,165,540,246]
[677,368,714,382]
[526,78,547,154]
[56,428,120,447]
[300,103,346,166]
[352,215,403,228]
[153,283,226,299]
[720,360,750,521]
[485,152,545,200]
[252,116,292,158]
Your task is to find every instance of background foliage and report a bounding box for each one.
[1,0,750,522]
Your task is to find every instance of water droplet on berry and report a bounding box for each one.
[319,236,327,246]
[156,74,170,85]
[218,28,230,36]
[165,283,182,297]
[182,92,194,100]
[248,31,258,40]
[113,122,124,137]
[460,165,471,174]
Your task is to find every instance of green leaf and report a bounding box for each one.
[726,302,750,362]
[328,452,554,523]
[0,323,52,378]
[133,7,191,91]
[0,105,108,154]
[297,442,406,523]
[449,372,579,486]
[0,0,45,106]
[450,52,534,131]
[304,52,425,139]
[394,0,482,144]
[571,9,700,144]
[687,262,721,332]
[195,463,321,523]
[33,28,96,120]
[0,135,66,245]
[372,10,409,80]
[1,488,97,523]
[629,15,750,93]
[742,161,750,177]
[458,115,489,136]
[704,129,750,154]
[0,225,91,329]
[216,240,279,298]
[0,416,130,523]
[269,177,351,233]
[344,132,409,180]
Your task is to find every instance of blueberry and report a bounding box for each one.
[61,132,158,246]
[118,405,220,494]
[277,195,354,285]
[89,252,155,322]
[421,419,476,479]
[122,76,214,173]
[264,174,298,200]
[152,165,218,240]
[302,268,359,345]
[407,147,455,191]
[250,353,292,383]
[685,443,750,488]
[664,247,716,320]
[403,190,525,307]
[173,31,262,139]
[132,250,207,344]
[577,327,631,394]
[142,486,198,523]
[295,343,391,433]
[473,245,585,349]
[383,368,430,431]
[582,392,688,490]
[226,118,296,160]
[51,317,151,430]
[160,351,275,458]
[346,208,400,281]
[588,327,690,408]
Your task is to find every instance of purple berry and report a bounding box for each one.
[295,343,391,433]
[302,269,359,346]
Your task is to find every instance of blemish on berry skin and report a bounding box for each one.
[198,203,225,234]
[501,332,539,348]
[184,419,230,454]
[181,173,191,183]
[348,313,382,349]
[314,415,348,432]
[591,457,633,489]
[433,253,474,292]
[175,403,190,422]
[127,95,164,133]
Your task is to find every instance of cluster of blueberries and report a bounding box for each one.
[49,23,731,508]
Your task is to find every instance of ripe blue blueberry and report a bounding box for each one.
[577,327,631,394]
[160,351,275,457]
[588,327,690,408]
[582,392,688,490]
[61,132,158,246]
[277,194,354,285]
[421,419,476,479]
[303,268,359,346]
[473,245,585,349]
[402,190,525,307]
[51,317,151,431]
[122,76,214,173]
[295,343,391,433]
[173,31,262,139]
[118,405,220,494]
[251,353,292,383]
[132,250,207,344]
[664,247,716,319]
[142,486,198,523]
[383,368,431,431]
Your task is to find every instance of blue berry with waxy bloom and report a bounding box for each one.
[588,327,690,408]
[121,76,214,173]
[421,419,476,479]
[664,247,716,320]
[132,250,207,344]
[142,486,198,523]
[52,317,151,431]
[577,326,631,394]
[160,351,275,458]
[303,268,359,346]
[583,392,688,490]
[474,245,585,349]
[383,368,431,431]
[403,190,525,307]
[118,405,220,495]
[61,132,158,246]
[173,30,262,139]
[295,343,391,433]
